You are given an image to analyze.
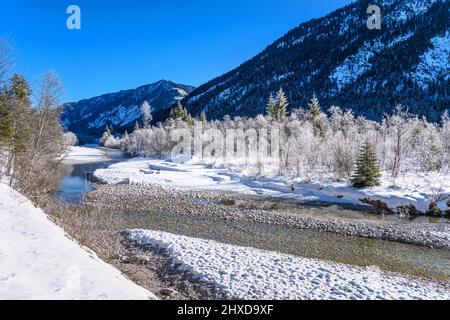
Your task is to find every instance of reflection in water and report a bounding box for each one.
[55,148,125,204]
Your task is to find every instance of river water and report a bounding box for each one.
[55,147,125,204]
[56,147,450,282]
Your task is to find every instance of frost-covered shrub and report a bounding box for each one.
[63,132,78,146]
[118,104,449,180]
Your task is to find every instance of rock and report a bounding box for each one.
[157,288,180,298]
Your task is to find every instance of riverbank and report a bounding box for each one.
[92,156,450,215]
[0,183,155,300]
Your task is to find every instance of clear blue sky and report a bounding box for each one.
[0,0,353,102]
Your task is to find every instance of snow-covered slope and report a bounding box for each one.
[126,230,450,300]
[182,0,449,121]
[61,80,195,142]
[0,183,155,300]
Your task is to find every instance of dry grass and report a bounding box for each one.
[43,198,224,300]
[45,201,125,262]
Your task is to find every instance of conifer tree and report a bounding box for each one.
[199,111,207,123]
[266,94,277,119]
[276,88,288,121]
[308,95,326,137]
[134,121,140,132]
[308,95,322,119]
[171,101,193,125]
[0,92,13,145]
[7,74,32,155]
[351,140,381,188]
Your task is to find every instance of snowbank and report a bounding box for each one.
[126,230,450,300]
[0,183,155,300]
[93,157,450,213]
[62,146,120,163]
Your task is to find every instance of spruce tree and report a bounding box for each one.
[308,95,322,119]
[351,140,381,188]
[171,101,194,125]
[266,94,277,119]
[5,74,32,156]
[199,111,207,123]
[276,88,288,121]
[308,95,326,137]
[0,92,13,145]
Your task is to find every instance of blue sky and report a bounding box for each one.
[0,0,353,102]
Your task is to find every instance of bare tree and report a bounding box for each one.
[386,105,413,178]
[22,72,65,202]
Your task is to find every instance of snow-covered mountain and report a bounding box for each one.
[182,0,449,121]
[61,80,195,141]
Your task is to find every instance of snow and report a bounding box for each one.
[0,183,156,300]
[410,31,450,90]
[93,156,450,213]
[88,104,141,129]
[330,41,383,92]
[126,230,450,300]
[62,146,120,163]
[384,0,438,26]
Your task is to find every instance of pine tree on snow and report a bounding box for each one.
[351,140,381,189]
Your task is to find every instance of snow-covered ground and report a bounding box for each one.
[62,146,122,163]
[93,156,450,213]
[126,230,450,300]
[0,183,155,300]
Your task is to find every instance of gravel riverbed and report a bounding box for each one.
[85,184,450,250]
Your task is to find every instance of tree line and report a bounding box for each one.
[0,38,66,204]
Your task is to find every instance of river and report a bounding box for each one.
[56,147,450,282]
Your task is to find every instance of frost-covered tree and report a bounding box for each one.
[275,89,288,121]
[199,111,207,123]
[385,105,413,178]
[308,95,326,137]
[140,100,152,128]
[134,121,140,132]
[266,94,277,120]
[63,132,78,146]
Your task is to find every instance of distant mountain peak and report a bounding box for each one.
[61,80,195,141]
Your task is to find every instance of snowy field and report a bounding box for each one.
[93,156,450,213]
[0,183,155,300]
[126,229,450,300]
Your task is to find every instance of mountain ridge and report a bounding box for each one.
[180,0,449,121]
[61,80,195,141]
